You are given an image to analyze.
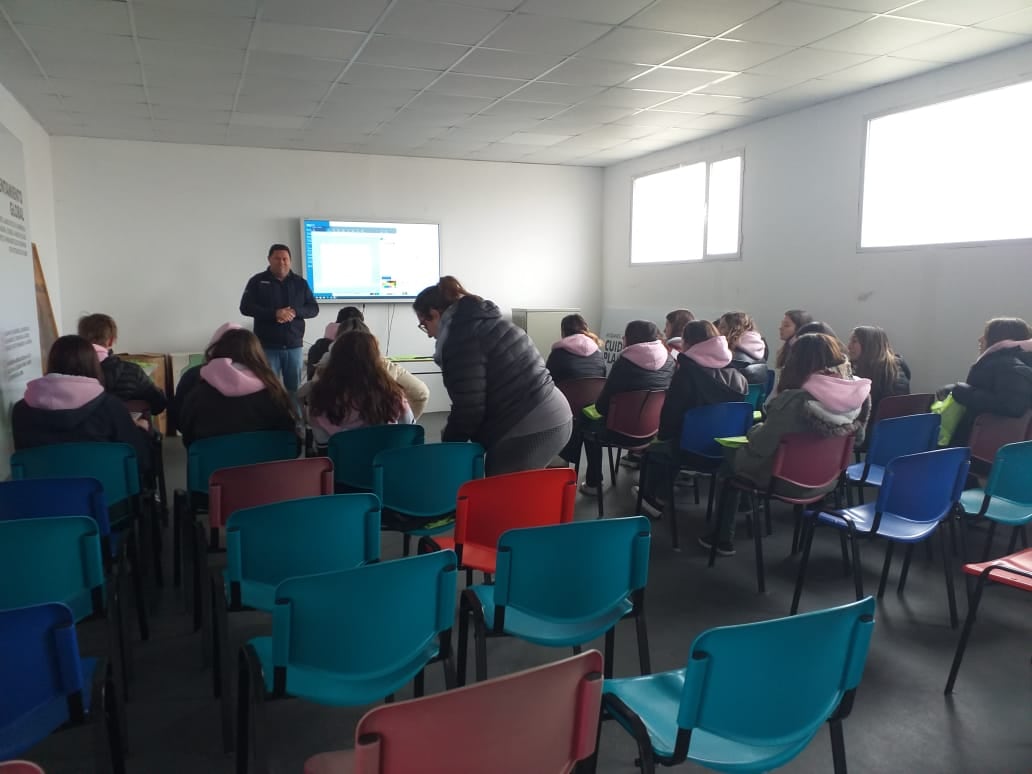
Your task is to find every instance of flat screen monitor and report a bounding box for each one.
[300,219,441,301]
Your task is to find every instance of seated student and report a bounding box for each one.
[777,320,839,381]
[701,333,871,556]
[776,309,814,370]
[848,325,911,417]
[663,308,696,353]
[12,335,153,471]
[77,313,167,415]
[545,314,606,384]
[178,328,297,447]
[306,306,364,380]
[938,317,1032,445]
[307,330,415,452]
[572,320,674,495]
[169,322,241,432]
[717,311,769,386]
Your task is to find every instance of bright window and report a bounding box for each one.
[630,154,742,264]
[861,79,1032,249]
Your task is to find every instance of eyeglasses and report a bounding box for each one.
[417,321,429,333]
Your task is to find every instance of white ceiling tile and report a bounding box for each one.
[253,22,365,59]
[237,77,337,100]
[519,148,588,164]
[638,127,710,144]
[406,92,496,114]
[451,48,564,78]
[570,124,659,147]
[894,0,1032,26]
[626,0,780,37]
[69,117,156,137]
[45,78,143,100]
[320,86,418,111]
[812,16,956,56]
[481,99,565,119]
[550,102,636,122]
[414,139,491,155]
[139,39,244,74]
[465,145,535,161]
[579,28,708,64]
[484,14,612,55]
[44,61,143,83]
[245,52,344,81]
[585,87,681,108]
[233,93,322,115]
[448,0,523,9]
[749,47,872,80]
[763,77,866,103]
[357,36,469,69]
[18,27,139,63]
[652,93,746,112]
[517,0,653,25]
[151,105,233,123]
[891,27,1029,61]
[551,134,623,152]
[377,2,508,45]
[146,70,242,92]
[793,0,904,11]
[625,66,734,92]
[59,97,151,117]
[694,71,799,97]
[261,0,391,32]
[978,7,1032,33]
[666,39,792,70]
[133,7,254,49]
[461,114,548,132]
[3,0,131,34]
[733,2,870,46]
[342,64,444,90]
[503,131,572,146]
[439,125,516,142]
[714,96,798,116]
[230,113,309,130]
[612,109,705,127]
[428,73,526,98]
[669,112,750,131]
[823,55,943,83]
[150,122,233,143]
[542,58,650,86]
[511,81,605,103]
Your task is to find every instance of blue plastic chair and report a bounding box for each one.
[0,478,112,556]
[792,448,970,628]
[327,424,425,491]
[638,402,753,549]
[211,494,381,750]
[958,440,1032,562]
[457,516,651,686]
[844,413,940,503]
[0,603,125,772]
[235,550,458,774]
[597,597,875,774]
[373,442,485,555]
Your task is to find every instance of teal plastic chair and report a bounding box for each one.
[235,550,458,774]
[958,440,1032,562]
[327,424,425,491]
[597,597,875,774]
[373,442,485,555]
[457,516,651,686]
[211,493,381,750]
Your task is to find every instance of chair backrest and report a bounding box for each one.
[969,411,1032,467]
[770,433,855,491]
[876,448,970,525]
[208,457,334,530]
[557,377,607,416]
[373,443,485,518]
[0,763,46,774]
[679,402,753,458]
[745,383,766,409]
[676,598,875,764]
[227,494,381,597]
[984,440,1032,506]
[0,517,105,622]
[0,478,111,540]
[454,468,576,553]
[865,413,941,469]
[765,369,776,398]
[10,443,140,509]
[873,393,934,422]
[336,651,603,774]
[186,430,298,494]
[605,390,666,441]
[327,424,425,490]
[0,603,85,756]
[495,516,650,622]
[271,551,457,704]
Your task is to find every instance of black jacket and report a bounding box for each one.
[178,382,296,447]
[101,354,167,414]
[306,338,333,380]
[545,346,607,385]
[439,296,556,448]
[239,269,319,349]
[870,356,912,417]
[595,345,675,417]
[951,346,1032,443]
[730,346,770,387]
[170,364,202,434]
[658,355,749,441]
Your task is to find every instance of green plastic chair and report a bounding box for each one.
[959,440,1032,562]
[327,424,425,491]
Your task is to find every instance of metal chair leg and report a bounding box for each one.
[940,523,959,629]
[877,542,895,598]
[944,569,988,693]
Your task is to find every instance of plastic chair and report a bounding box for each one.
[969,411,1032,470]
[637,403,753,550]
[597,597,875,774]
[713,433,856,593]
[327,424,425,491]
[792,448,970,628]
[745,383,765,409]
[302,650,604,774]
[0,763,45,773]
[874,392,934,421]
[422,468,577,583]
[958,441,1032,563]
[457,516,651,686]
[373,442,485,555]
[0,478,112,556]
[944,547,1032,693]
[235,551,458,774]
[211,494,381,750]
[123,398,168,518]
[844,413,941,503]
[0,602,125,773]
[557,377,607,474]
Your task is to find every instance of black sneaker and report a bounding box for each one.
[698,533,736,557]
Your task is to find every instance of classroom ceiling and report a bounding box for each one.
[1,0,1031,167]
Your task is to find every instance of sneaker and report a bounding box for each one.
[698,532,736,557]
[619,453,641,470]
[579,482,601,496]
[630,485,665,519]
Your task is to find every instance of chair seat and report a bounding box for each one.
[845,463,885,488]
[0,657,96,759]
[729,477,828,506]
[248,637,439,706]
[303,750,353,774]
[605,671,814,768]
[428,537,497,574]
[235,579,277,612]
[961,548,1032,591]
[471,585,632,648]
[815,505,940,543]
[959,490,1032,526]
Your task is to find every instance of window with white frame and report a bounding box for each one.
[630,154,743,264]
[861,78,1032,249]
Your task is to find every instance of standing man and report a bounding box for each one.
[240,244,319,400]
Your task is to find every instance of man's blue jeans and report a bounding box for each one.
[263,346,303,394]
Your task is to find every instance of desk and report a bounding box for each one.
[392,358,449,414]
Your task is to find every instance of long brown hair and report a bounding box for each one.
[850,326,899,400]
[776,309,814,368]
[779,333,848,392]
[665,309,695,338]
[412,276,481,318]
[717,311,757,351]
[46,335,104,383]
[560,314,602,347]
[208,329,296,419]
[309,331,404,426]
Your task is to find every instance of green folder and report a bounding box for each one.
[715,436,749,448]
[582,404,602,421]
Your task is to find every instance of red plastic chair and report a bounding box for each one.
[557,377,607,416]
[945,547,1032,694]
[423,468,577,583]
[0,764,45,774]
[873,393,934,422]
[714,433,855,592]
[969,411,1032,469]
[302,650,603,774]
[591,390,666,519]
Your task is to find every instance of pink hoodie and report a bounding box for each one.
[683,336,733,369]
[803,373,871,413]
[200,358,265,397]
[621,340,671,371]
[736,330,767,360]
[24,373,105,410]
[977,338,1032,363]
[310,399,414,444]
[552,334,599,356]
[91,343,109,362]
[323,322,340,340]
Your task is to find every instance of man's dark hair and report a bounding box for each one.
[268,243,291,258]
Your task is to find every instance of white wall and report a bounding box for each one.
[603,42,1032,393]
[52,139,602,359]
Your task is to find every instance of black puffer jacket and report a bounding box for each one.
[595,341,674,416]
[439,296,556,448]
[951,344,1032,443]
[545,334,607,384]
[178,383,296,447]
[730,332,770,387]
[658,354,749,441]
[101,354,167,414]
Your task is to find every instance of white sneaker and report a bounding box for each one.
[630,485,664,518]
[579,482,601,496]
